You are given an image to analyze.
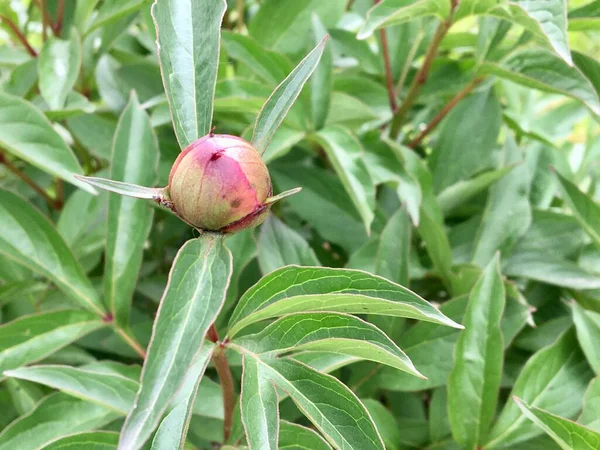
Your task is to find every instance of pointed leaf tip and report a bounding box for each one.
[74,175,163,200]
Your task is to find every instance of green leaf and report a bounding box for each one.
[376,208,410,285]
[514,398,600,450]
[580,377,600,432]
[437,165,517,216]
[88,0,148,32]
[279,421,332,449]
[0,189,105,315]
[569,1,600,31]
[472,137,531,266]
[478,49,600,115]
[486,330,593,448]
[4,364,138,414]
[105,94,159,327]
[236,352,385,450]
[240,356,279,450]
[310,15,332,131]
[74,176,163,200]
[151,344,215,450]
[418,206,454,287]
[5,378,44,415]
[0,93,92,193]
[42,431,119,450]
[38,28,81,110]
[0,393,118,450]
[448,255,505,448]
[119,234,232,449]
[2,59,38,97]
[358,0,450,39]
[572,303,600,374]
[429,88,502,192]
[252,36,328,153]
[261,127,305,164]
[151,0,227,148]
[312,125,375,234]
[228,266,463,338]
[553,170,600,250]
[361,399,401,450]
[233,312,424,378]
[258,216,320,274]
[0,310,105,374]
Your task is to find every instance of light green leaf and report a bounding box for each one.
[448,255,505,448]
[572,303,600,374]
[261,127,305,164]
[74,176,163,200]
[236,352,385,450]
[0,310,105,374]
[252,36,327,153]
[478,49,600,114]
[2,59,38,97]
[234,313,423,378]
[241,356,279,450]
[437,165,517,216]
[0,189,105,315]
[42,431,119,450]
[88,0,148,32]
[5,378,44,416]
[486,330,593,448]
[580,377,600,432]
[472,137,531,266]
[4,364,138,414]
[38,29,81,110]
[0,93,92,193]
[0,393,118,450]
[119,235,232,449]
[569,2,600,31]
[151,0,227,147]
[105,94,159,327]
[312,125,375,234]
[228,266,463,338]
[310,15,332,131]
[553,170,600,250]
[279,421,332,449]
[258,216,320,274]
[151,344,215,450]
[514,398,600,450]
[358,0,450,39]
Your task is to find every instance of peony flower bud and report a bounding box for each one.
[167,134,272,233]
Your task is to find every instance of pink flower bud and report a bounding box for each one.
[167,134,272,232]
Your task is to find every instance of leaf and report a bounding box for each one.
[151,344,215,450]
[228,266,463,338]
[572,303,600,374]
[0,310,105,374]
[437,165,517,216]
[553,170,600,250]
[312,125,375,234]
[448,255,505,449]
[358,0,449,39]
[4,364,138,414]
[486,330,593,448]
[264,188,303,205]
[362,400,401,450]
[514,398,600,450]
[236,352,385,450]
[580,377,600,432]
[0,393,118,450]
[429,88,502,193]
[279,421,332,449]
[42,431,119,450]
[74,176,163,200]
[0,93,93,193]
[569,1,600,31]
[5,379,44,415]
[261,127,305,164]
[233,313,424,378]
[151,0,227,148]
[119,234,232,449]
[478,49,600,115]
[252,36,328,153]
[376,208,410,285]
[418,207,454,287]
[258,216,320,274]
[89,0,148,32]
[0,189,105,315]
[472,137,531,266]
[38,28,81,110]
[310,15,332,131]
[240,356,279,450]
[105,94,159,327]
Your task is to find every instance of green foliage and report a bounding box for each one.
[0,0,599,449]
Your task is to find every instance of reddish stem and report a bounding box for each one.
[55,0,65,36]
[0,15,37,57]
[375,0,397,112]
